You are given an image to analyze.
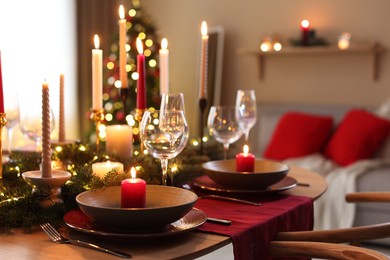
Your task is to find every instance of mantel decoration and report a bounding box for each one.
[290,19,328,47]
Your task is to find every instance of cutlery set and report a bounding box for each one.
[40,223,132,258]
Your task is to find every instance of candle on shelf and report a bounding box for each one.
[236,145,255,172]
[136,37,146,109]
[59,73,65,142]
[0,51,4,113]
[198,21,208,100]
[41,81,52,178]
[121,167,146,208]
[338,32,351,50]
[260,36,272,52]
[92,161,124,179]
[106,124,133,158]
[118,5,128,89]
[92,34,103,110]
[300,19,310,46]
[159,38,169,95]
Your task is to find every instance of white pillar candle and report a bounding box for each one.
[118,5,128,89]
[106,124,133,158]
[92,161,124,179]
[59,73,65,142]
[198,21,208,99]
[92,34,103,110]
[159,38,169,95]
[41,81,52,178]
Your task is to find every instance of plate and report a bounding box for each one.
[202,159,289,189]
[192,175,297,194]
[63,208,207,239]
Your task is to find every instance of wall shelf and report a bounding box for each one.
[237,43,386,81]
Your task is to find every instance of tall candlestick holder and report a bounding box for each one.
[120,88,130,123]
[0,113,7,179]
[135,108,146,152]
[90,108,105,148]
[199,98,207,155]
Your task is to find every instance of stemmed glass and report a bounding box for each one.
[160,93,185,112]
[19,102,55,151]
[140,110,189,185]
[207,106,243,160]
[4,93,20,153]
[235,89,257,142]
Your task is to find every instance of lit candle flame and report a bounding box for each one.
[136,37,143,54]
[94,34,100,49]
[301,19,310,29]
[161,38,168,50]
[201,21,208,37]
[243,145,249,154]
[119,5,125,19]
[131,167,137,179]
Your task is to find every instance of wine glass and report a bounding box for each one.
[235,89,257,142]
[140,110,189,185]
[207,106,243,160]
[160,93,185,112]
[4,93,20,153]
[19,102,55,151]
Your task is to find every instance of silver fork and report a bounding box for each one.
[40,223,132,258]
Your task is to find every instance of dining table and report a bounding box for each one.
[0,164,327,260]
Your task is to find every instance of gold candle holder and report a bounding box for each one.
[0,113,7,179]
[90,109,105,148]
[135,108,146,152]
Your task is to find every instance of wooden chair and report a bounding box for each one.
[269,192,390,259]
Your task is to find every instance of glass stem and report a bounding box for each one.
[160,158,169,186]
[7,128,13,154]
[36,138,42,152]
[223,143,229,160]
[244,130,249,142]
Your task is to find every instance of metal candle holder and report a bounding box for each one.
[135,108,146,152]
[120,88,130,123]
[90,108,105,148]
[199,98,207,155]
[0,113,6,179]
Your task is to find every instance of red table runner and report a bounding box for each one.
[195,194,314,259]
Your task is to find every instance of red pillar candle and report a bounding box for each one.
[301,19,310,46]
[236,145,255,172]
[0,51,4,113]
[136,37,147,109]
[121,167,146,208]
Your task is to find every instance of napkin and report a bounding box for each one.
[195,193,313,260]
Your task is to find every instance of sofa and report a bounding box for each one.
[247,102,390,246]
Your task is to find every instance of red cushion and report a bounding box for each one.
[263,112,334,160]
[324,109,390,166]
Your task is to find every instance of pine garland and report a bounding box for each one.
[0,140,227,232]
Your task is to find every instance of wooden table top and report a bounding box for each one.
[0,165,327,260]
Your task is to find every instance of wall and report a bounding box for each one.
[141,0,390,136]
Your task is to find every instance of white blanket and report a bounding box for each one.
[285,154,390,230]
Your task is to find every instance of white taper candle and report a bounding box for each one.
[199,21,208,99]
[92,34,103,110]
[41,82,52,178]
[59,73,65,142]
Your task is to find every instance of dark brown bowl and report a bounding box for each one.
[76,185,197,231]
[202,159,289,189]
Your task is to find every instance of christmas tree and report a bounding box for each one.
[92,0,161,144]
